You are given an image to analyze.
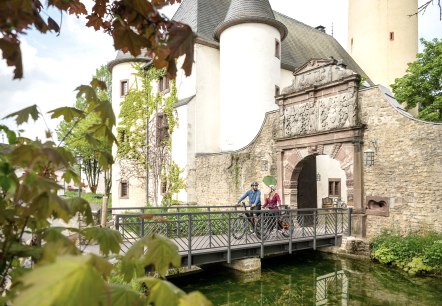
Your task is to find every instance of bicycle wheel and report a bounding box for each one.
[255,214,273,240]
[278,215,291,238]
[232,215,248,239]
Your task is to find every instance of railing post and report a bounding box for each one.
[187,214,192,269]
[208,208,212,248]
[289,209,293,254]
[334,208,338,245]
[313,210,317,250]
[260,214,264,258]
[141,214,145,237]
[347,207,352,236]
[227,213,231,264]
[115,215,120,231]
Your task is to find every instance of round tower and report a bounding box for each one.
[348,0,418,88]
[214,0,287,151]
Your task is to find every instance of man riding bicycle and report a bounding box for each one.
[237,181,261,215]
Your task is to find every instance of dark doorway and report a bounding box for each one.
[296,155,317,210]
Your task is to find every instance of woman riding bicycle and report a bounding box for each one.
[263,185,280,210]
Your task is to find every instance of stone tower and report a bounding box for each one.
[348,0,418,88]
[214,0,287,151]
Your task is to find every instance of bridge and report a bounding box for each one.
[106,206,351,268]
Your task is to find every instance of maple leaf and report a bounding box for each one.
[165,22,195,78]
[0,37,23,79]
[86,14,103,31]
[112,23,149,57]
[3,104,39,125]
[47,106,85,122]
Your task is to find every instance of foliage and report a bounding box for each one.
[0,84,209,305]
[57,65,113,194]
[391,38,442,122]
[370,230,442,275]
[0,0,195,80]
[161,161,186,206]
[117,64,183,206]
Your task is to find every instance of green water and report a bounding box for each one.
[171,251,442,306]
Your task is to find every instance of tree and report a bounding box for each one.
[57,65,113,194]
[391,38,442,122]
[416,0,442,20]
[0,89,209,306]
[117,64,184,207]
[0,0,195,80]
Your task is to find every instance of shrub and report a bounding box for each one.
[370,230,442,275]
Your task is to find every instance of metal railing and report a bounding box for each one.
[113,207,352,264]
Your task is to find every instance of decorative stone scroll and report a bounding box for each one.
[280,59,359,137]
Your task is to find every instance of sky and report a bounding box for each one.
[0,0,441,142]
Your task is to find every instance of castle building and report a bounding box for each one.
[348,0,418,89]
[108,0,442,238]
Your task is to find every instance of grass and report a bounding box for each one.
[64,191,112,208]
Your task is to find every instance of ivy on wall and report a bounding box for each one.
[117,64,183,206]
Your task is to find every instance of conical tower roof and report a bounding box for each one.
[214,0,287,40]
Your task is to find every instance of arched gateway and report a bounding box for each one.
[275,59,364,233]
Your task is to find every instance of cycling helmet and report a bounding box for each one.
[250,181,259,187]
[269,185,276,191]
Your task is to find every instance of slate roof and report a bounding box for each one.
[214,0,287,40]
[172,0,371,81]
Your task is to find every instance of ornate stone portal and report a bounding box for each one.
[275,58,365,236]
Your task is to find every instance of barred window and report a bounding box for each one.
[120,181,129,198]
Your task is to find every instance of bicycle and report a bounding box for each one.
[255,205,291,240]
[232,202,256,239]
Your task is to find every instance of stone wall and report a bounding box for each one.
[194,111,279,205]
[359,86,442,238]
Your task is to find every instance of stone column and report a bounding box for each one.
[351,136,366,237]
[277,149,284,204]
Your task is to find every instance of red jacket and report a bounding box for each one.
[264,193,281,210]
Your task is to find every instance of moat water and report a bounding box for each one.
[171,251,442,306]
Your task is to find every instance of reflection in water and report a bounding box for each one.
[315,270,348,306]
[171,252,442,306]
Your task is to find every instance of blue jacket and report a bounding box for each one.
[237,189,261,207]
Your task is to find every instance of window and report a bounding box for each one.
[158,76,170,93]
[161,180,167,195]
[120,80,128,97]
[389,32,394,41]
[156,113,170,145]
[275,85,280,96]
[120,181,129,198]
[328,179,341,197]
[275,39,280,59]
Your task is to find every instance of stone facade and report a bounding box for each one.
[192,59,442,239]
[194,111,279,205]
[359,87,442,237]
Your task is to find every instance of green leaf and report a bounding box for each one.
[48,106,85,122]
[66,197,94,225]
[262,175,277,187]
[75,84,99,103]
[3,105,39,125]
[142,234,180,277]
[0,125,17,144]
[101,283,146,306]
[142,277,185,306]
[179,291,212,306]
[82,227,122,255]
[93,99,116,127]
[14,255,108,306]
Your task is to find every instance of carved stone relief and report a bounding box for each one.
[281,60,359,138]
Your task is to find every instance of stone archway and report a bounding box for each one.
[274,58,365,236]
